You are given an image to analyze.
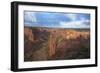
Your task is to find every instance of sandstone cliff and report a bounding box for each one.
[24,27,90,61]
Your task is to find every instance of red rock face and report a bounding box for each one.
[24,27,90,61]
[49,34,57,56]
[24,27,34,43]
[48,29,90,57]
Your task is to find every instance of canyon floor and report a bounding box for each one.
[24,26,90,61]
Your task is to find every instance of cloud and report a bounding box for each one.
[64,13,90,21]
[24,11,90,28]
[65,14,77,21]
[59,20,90,28]
[24,12,37,23]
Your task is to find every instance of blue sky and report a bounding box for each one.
[24,11,90,28]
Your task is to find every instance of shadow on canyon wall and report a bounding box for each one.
[24,26,90,61]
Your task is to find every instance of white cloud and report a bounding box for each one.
[25,12,37,22]
[59,20,90,28]
[65,14,77,21]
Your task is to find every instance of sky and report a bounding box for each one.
[24,11,90,28]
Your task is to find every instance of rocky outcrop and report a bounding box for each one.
[24,27,50,61]
[24,27,34,43]
[48,29,90,58]
[24,27,90,61]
